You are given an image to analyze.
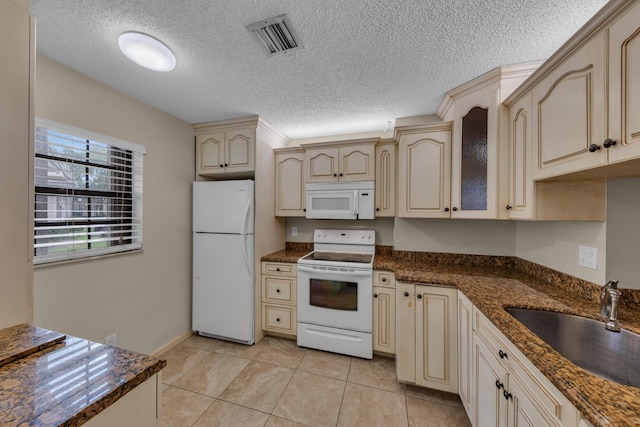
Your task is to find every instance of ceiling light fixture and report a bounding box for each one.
[118,32,176,72]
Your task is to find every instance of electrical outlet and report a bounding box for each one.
[578,245,598,270]
[291,226,298,236]
[105,334,117,346]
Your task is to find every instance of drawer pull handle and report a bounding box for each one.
[373,293,378,298]
[276,267,280,272]
[381,277,387,282]
[417,294,422,299]
[276,317,280,322]
[276,289,280,293]
[498,350,508,359]
[503,390,512,400]
[495,380,503,390]
[404,291,409,297]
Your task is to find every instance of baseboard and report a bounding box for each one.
[151,330,193,357]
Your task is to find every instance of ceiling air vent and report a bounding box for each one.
[246,14,302,56]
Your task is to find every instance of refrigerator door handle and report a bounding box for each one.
[241,194,252,235]
[242,235,252,274]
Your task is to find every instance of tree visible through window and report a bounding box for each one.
[34,119,144,263]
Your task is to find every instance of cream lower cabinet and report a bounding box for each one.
[261,262,297,337]
[84,374,161,427]
[373,271,396,355]
[274,147,306,217]
[471,304,580,427]
[457,292,473,420]
[396,282,457,393]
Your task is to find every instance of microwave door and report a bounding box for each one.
[306,190,357,219]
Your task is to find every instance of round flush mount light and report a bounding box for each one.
[118,32,176,72]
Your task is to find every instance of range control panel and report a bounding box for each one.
[313,229,375,245]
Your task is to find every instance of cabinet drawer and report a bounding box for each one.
[262,304,296,335]
[262,276,296,305]
[373,270,395,288]
[262,262,296,276]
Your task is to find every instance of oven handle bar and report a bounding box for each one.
[297,264,372,277]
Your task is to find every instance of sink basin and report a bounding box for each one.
[505,307,640,388]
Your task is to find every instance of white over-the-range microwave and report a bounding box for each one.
[305,181,375,220]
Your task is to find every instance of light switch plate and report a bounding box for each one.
[578,245,598,270]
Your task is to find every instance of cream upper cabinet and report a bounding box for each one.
[375,139,396,217]
[396,122,452,218]
[607,0,640,164]
[274,147,305,217]
[396,282,458,394]
[194,124,255,177]
[450,89,503,218]
[507,92,535,219]
[531,32,607,180]
[303,140,376,183]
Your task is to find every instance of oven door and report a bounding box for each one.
[297,264,372,333]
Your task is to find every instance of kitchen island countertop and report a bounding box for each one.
[0,325,165,426]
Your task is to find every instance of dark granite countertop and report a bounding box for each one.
[261,247,640,427]
[0,325,166,426]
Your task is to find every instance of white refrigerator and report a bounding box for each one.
[192,180,255,344]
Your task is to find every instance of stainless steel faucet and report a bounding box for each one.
[600,279,621,332]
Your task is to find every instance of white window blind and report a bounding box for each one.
[34,118,145,264]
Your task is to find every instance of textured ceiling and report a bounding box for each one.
[29,0,609,140]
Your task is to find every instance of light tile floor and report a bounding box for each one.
[159,335,472,427]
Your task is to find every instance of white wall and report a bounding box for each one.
[286,217,394,246]
[516,221,606,284]
[33,55,195,354]
[606,178,640,289]
[394,218,516,255]
[0,0,32,329]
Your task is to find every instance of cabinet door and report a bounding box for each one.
[225,128,254,173]
[395,282,416,383]
[339,144,375,181]
[275,151,306,216]
[458,292,473,419]
[306,147,339,182]
[373,286,396,355]
[508,374,562,427]
[608,1,640,164]
[375,141,396,217]
[473,331,508,427]
[532,32,607,179]
[415,285,458,393]
[508,93,535,219]
[196,132,225,175]
[451,90,500,218]
[397,129,452,218]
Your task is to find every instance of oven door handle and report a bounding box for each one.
[297,264,372,277]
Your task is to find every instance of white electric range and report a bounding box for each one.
[297,229,375,359]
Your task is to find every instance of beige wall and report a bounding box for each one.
[606,178,640,289]
[0,0,32,329]
[33,55,195,354]
[516,221,606,285]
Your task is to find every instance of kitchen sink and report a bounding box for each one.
[505,307,640,388]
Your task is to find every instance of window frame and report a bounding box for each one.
[33,118,145,265]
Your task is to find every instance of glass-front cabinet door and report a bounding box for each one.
[451,90,501,218]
